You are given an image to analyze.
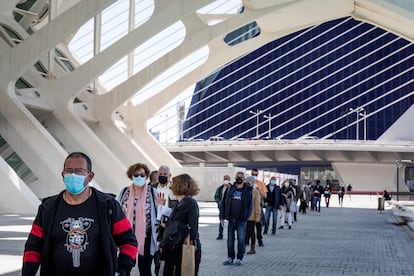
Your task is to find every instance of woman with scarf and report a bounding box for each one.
[118,163,164,276]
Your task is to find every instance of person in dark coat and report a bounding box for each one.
[22,152,137,276]
[220,171,253,266]
[263,176,283,235]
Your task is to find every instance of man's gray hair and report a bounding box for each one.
[158,165,170,174]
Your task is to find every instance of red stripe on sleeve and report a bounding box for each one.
[119,243,138,260]
[23,250,41,263]
[112,217,132,235]
[30,224,43,238]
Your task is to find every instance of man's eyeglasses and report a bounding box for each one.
[134,173,146,178]
[64,168,89,175]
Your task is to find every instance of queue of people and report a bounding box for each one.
[215,174,358,268]
[22,151,359,275]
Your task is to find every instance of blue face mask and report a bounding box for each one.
[270,180,277,185]
[132,176,146,187]
[64,173,87,195]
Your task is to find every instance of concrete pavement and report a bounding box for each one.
[1,195,414,275]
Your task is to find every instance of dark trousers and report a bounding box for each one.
[218,215,224,238]
[300,201,307,214]
[137,234,154,276]
[246,221,256,245]
[255,209,264,242]
[163,246,201,276]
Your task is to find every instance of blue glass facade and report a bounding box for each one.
[183,17,414,141]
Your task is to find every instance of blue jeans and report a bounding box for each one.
[314,196,321,212]
[227,218,247,260]
[264,205,279,234]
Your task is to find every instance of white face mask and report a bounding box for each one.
[223,180,230,185]
[284,183,289,188]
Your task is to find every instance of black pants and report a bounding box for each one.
[137,234,154,276]
[246,221,256,245]
[162,246,201,276]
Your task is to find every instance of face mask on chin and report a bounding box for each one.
[64,173,87,195]
[223,180,230,185]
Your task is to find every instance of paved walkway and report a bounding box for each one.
[1,195,414,275]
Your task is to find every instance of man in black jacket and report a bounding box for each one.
[263,176,283,235]
[220,171,252,266]
[22,152,137,276]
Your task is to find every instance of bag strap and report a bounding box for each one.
[184,234,192,245]
[183,225,193,245]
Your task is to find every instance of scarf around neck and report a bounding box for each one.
[125,184,148,255]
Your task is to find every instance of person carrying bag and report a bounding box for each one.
[158,174,201,276]
[181,228,196,275]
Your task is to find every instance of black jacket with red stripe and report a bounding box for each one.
[22,187,138,276]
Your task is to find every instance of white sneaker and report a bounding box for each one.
[223,258,233,265]
[234,259,242,266]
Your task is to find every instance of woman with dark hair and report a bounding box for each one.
[118,163,164,276]
[159,174,201,276]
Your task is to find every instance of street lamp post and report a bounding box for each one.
[263,113,276,138]
[349,107,364,140]
[359,109,367,141]
[249,109,263,138]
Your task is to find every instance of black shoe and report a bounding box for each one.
[216,236,223,240]
[288,226,292,229]
[263,232,268,235]
[278,226,283,229]
[258,240,264,247]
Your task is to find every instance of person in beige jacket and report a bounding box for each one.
[245,176,262,254]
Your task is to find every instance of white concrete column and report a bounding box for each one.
[0,157,40,214]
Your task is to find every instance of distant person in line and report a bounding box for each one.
[383,190,392,201]
[250,168,267,247]
[263,176,283,235]
[220,171,252,266]
[149,170,159,188]
[347,183,353,200]
[279,180,295,229]
[299,184,310,214]
[22,152,137,276]
[324,184,332,207]
[312,180,324,213]
[337,183,346,207]
[245,176,261,254]
[214,175,231,240]
[291,179,301,221]
[309,181,316,211]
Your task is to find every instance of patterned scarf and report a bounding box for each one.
[124,184,148,255]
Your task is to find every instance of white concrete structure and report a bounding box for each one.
[1,0,414,213]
